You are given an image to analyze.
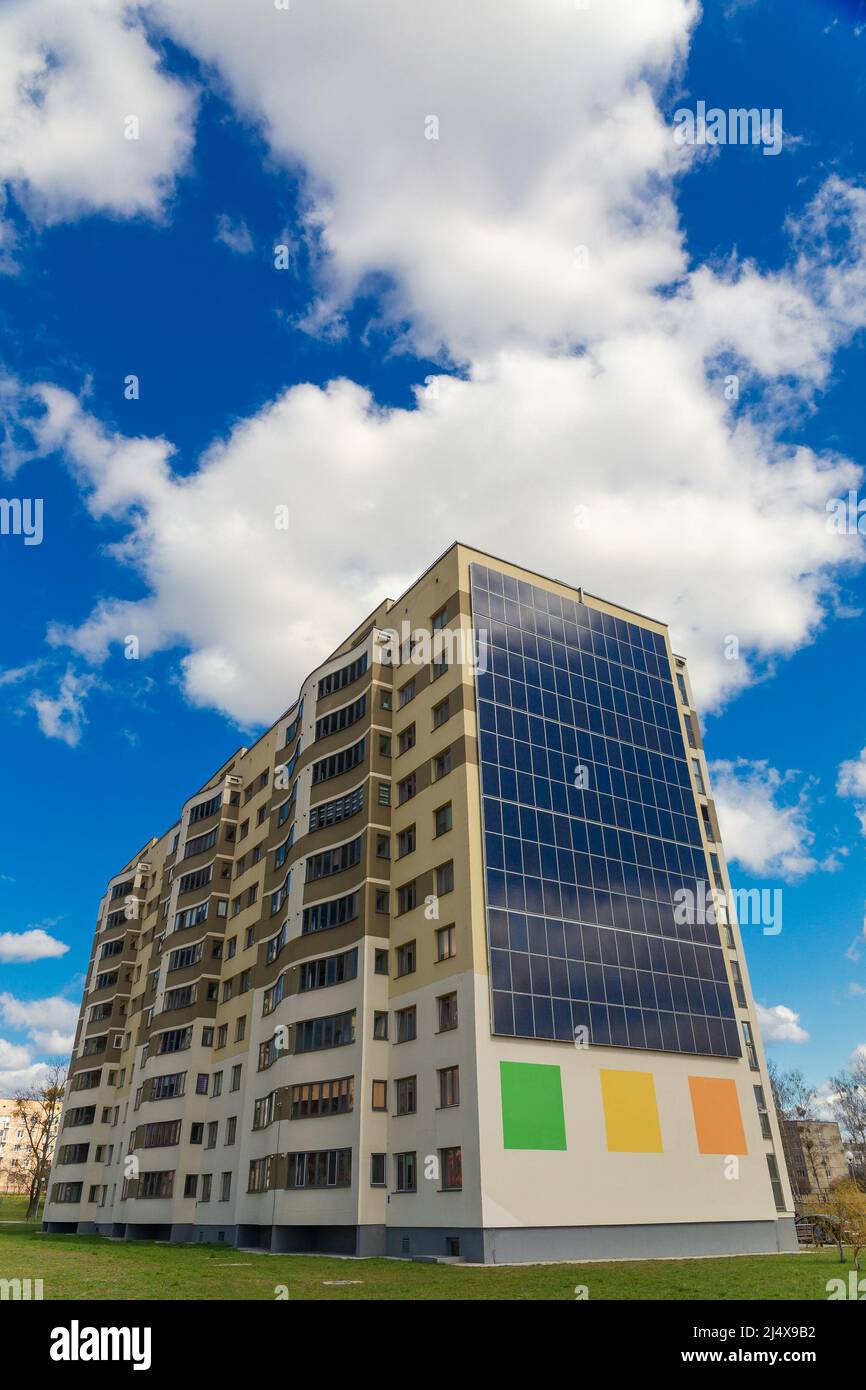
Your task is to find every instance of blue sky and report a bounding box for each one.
[1,0,865,1101]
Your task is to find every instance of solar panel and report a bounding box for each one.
[470,563,740,1058]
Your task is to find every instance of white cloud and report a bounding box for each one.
[0,0,197,226]
[756,1002,810,1044]
[215,213,253,256]
[0,993,77,1054]
[837,746,866,837]
[0,928,69,963]
[1,1,865,735]
[28,666,97,747]
[707,758,841,881]
[0,1045,56,1093]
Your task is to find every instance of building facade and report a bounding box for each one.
[780,1120,851,1202]
[0,1098,58,1195]
[42,543,796,1261]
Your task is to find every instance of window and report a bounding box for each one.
[434,803,453,837]
[302,891,359,935]
[220,1172,232,1202]
[438,1065,460,1108]
[380,688,393,711]
[398,773,416,805]
[231,1064,242,1092]
[730,958,747,1009]
[311,738,366,786]
[198,1174,212,1203]
[248,1156,273,1193]
[206,1122,218,1149]
[377,782,391,807]
[394,1152,417,1193]
[676,671,689,704]
[189,793,221,824]
[440,1146,462,1191]
[431,605,448,631]
[701,803,715,843]
[435,861,454,896]
[742,1021,759,1070]
[395,941,416,977]
[397,825,416,858]
[183,1174,197,1199]
[52,1182,83,1204]
[287,1149,352,1189]
[318,652,367,699]
[235,1017,246,1042]
[398,723,416,755]
[138,1120,181,1148]
[173,902,208,934]
[379,735,391,758]
[436,925,456,961]
[151,1073,186,1102]
[370,1153,386,1187]
[754,1086,772,1140]
[139,1170,174,1200]
[305,837,363,882]
[190,1123,203,1145]
[183,827,218,859]
[308,786,364,832]
[397,881,417,915]
[692,758,706,796]
[375,889,390,914]
[396,1006,417,1043]
[373,1011,389,1040]
[212,1072,223,1098]
[315,694,366,741]
[433,696,450,729]
[437,992,458,1032]
[372,1080,387,1111]
[398,678,416,709]
[374,949,389,975]
[177,864,213,895]
[375,833,390,859]
[290,1076,353,1119]
[432,748,453,781]
[294,1009,356,1054]
[396,1076,417,1116]
[298,947,358,993]
[766,1154,786,1211]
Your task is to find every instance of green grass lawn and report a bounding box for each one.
[0,1219,859,1299]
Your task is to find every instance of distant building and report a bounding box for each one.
[781,1119,850,1202]
[0,1098,58,1195]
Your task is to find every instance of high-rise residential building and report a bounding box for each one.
[43,543,796,1261]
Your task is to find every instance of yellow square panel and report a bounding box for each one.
[600,1069,663,1153]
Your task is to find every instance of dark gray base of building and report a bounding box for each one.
[43,1216,797,1262]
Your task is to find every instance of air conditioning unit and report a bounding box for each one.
[226,774,242,786]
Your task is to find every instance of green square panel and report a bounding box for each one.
[500,1061,567,1150]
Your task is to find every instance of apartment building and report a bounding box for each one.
[42,542,796,1261]
[780,1120,851,1202]
[0,1098,58,1194]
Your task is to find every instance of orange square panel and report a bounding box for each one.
[688,1076,748,1155]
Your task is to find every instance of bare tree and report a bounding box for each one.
[12,1063,66,1220]
[764,1061,843,1201]
[828,1056,866,1192]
